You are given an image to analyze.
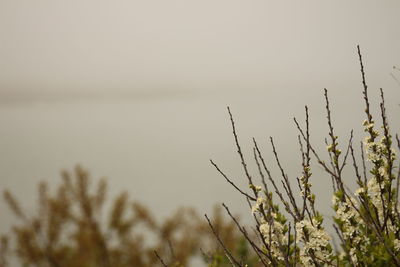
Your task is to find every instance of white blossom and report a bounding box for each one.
[295,219,332,265]
[394,239,400,252]
[259,218,287,261]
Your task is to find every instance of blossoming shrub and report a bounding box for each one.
[209,47,400,266]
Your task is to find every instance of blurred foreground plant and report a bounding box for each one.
[2,166,254,267]
[207,46,400,266]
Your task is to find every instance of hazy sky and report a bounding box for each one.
[1,1,400,259]
[1,0,399,95]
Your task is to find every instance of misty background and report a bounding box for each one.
[1,0,400,238]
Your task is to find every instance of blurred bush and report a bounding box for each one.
[1,166,257,267]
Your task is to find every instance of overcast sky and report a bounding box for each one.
[1,0,399,96]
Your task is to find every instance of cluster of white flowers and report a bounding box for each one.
[251,196,266,214]
[259,215,287,262]
[363,119,396,169]
[332,194,369,264]
[366,177,385,219]
[362,120,379,139]
[334,118,400,261]
[365,176,399,238]
[295,218,332,266]
[394,239,400,252]
[363,121,375,131]
[364,137,396,165]
[251,190,290,264]
[362,119,398,224]
[354,187,365,196]
[333,196,359,226]
[349,247,358,265]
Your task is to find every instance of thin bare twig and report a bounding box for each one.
[227,106,259,198]
[154,251,168,267]
[204,214,243,267]
[221,203,271,267]
[210,159,256,201]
